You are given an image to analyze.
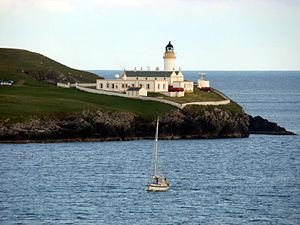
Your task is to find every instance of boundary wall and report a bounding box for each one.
[58,83,230,109]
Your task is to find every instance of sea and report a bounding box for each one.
[0,71,299,224]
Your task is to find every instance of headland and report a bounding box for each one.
[0,47,294,143]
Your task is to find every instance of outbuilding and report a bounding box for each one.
[198,73,211,91]
[126,87,147,97]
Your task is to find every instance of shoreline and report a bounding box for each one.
[0,112,296,145]
[0,132,296,144]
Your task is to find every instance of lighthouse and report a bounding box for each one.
[96,41,195,95]
[163,41,176,71]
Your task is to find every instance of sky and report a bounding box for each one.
[1,0,300,70]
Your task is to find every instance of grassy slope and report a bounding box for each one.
[0,48,100,86]
[187,101,243,114]
[148,87,225,103]
[0,84,241,123]
[0,85,175,122]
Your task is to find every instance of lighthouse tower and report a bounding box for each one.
[163,41,176,71]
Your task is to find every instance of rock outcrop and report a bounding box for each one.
[0,108,295,143]
[0,106,250,143]
[248,115,295,135]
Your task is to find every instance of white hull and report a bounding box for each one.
[147,183,169,192]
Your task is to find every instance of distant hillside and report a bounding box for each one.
[0,48,101,86]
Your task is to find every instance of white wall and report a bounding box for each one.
[126,90,137,97]
[184,81,194,92]
[198,80,210,88]
[182,100,230,107]
[77,85,230,109]
[96,79,168,93]
[170,71,184,83]
[139,88,147,96]
[57,82,71,88]
[164,58,176,71]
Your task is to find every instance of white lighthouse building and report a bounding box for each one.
[96,41,194,96]
[163,41,176,71]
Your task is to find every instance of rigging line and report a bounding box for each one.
[154,116,159,177]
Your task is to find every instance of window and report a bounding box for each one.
[158,84,160,89]
[112,84,114,89]
[100,83,103,88]
[155,77,157,80]
[132,84,135,87]
[140,84,143,88]
[163,84,165,89]
[147,84,150,89]
[136,77,138,80]
[106,83,109,88]
[164,77,166,80]
[145,78,148,80]
[122,84,124,88]
[116,85,118,89]
[125,84,128,88]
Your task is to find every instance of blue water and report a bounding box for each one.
[1,71,300,224]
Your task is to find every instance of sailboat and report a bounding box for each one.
[147,117,170,192]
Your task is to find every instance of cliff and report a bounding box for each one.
[0,106,250,143]
[0,106,295,144]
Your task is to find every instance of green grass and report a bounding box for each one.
[216,101,243,113]
[186,101,244,114]
[0,48,100,86]
[148,87,225,104]
[0,85,175,122]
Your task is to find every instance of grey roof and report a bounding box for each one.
[127,87,142,91]
[124,70,180,78]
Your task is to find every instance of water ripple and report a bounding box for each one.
[1,136,299,224]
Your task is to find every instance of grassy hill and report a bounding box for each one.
[0,48,175,122]
[0,48,100,86]
[0,85,175,123]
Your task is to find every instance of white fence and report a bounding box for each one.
[55,83,232,109]
[57,83,95,88]
[75,85,183,108]
[76,85,128,97]
[57,82,72,88]
[182,100,230,107]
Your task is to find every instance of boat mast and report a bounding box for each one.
[153,117,159,177]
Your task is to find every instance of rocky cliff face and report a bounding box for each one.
[0,106,250,143]
[1,107,294,143]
